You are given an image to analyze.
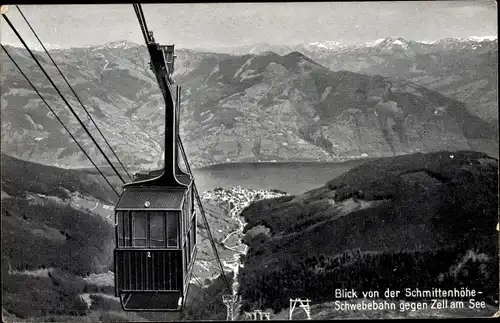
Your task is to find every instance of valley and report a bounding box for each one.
[1,148,498,320]
[1,153,366,321]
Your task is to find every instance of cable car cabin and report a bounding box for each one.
[114,42,196,311]
[114,180,196,311]
[114,164,197,313]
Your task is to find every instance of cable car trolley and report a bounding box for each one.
[114,13,196,311]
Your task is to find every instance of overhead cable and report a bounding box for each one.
[16,5,133,181]
[2,14,127,184]
[1,44,120,198]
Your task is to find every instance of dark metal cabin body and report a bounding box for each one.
[114,184,197,311]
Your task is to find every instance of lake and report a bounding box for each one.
[188,160,371,195]
[78,159,373,195]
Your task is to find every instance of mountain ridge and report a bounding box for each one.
[191,36,498,55]
[1,39,497,170]
[238,150,499,315]
[4,35,496,54]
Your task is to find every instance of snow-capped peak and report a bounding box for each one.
[2,41,62,51]
[467,35,497,42]
[419,36,497,44]
[367,38,388,46]
[366,37,410,49]
[94,40,139,50]
[305,40,344,51]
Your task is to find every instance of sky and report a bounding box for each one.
[0,1,497,50]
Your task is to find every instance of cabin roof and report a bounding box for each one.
[116,188,186,210]
[133,170,192,186]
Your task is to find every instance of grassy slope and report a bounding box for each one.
[1,153,233,321]
[238,150,499,315]
[2,153,118,320]
[1,153,118,204]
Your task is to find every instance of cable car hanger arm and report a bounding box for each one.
[146,41,175,103]
[130,3,233,296]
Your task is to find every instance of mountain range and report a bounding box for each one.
[201,36,496,53]
[206,37,498,122]
[0,36,497,170]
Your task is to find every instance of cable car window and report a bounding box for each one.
[150,211,165,248]
[124,212,131,246]
[187,232,191,261]
[182,201,185,235]
[117,211,124,246]
[132,212,147,247]
[186,194,191,230]
[117,211,131,247]
[184,205,187,236]
[191,216,196,251]
[115,211,131,247]
[166,211,178,248]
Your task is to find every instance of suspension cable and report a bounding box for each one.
[16,5,133,181]
[178,136,232,293]
[133,4,149,44]
[2,14,127,184]
[191,272,224,309]
[136,4,150,36]
[1,44,120,198]
[133,4,152,43]
[192,273,206,289]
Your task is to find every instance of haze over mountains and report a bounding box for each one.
[0,36,497,169]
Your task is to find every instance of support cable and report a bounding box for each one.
[178,136,232,293]
[192,273,206,289]
[133,4,149,44]
[1,44,120,198]
[136,4,150,34]
[2,14,127,184]
[133,4,152,43]
[16,5,133,181]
